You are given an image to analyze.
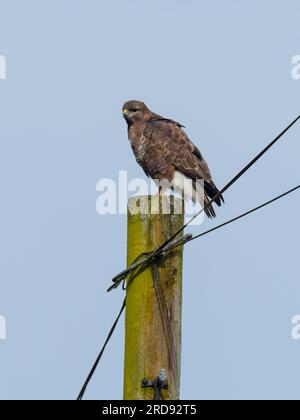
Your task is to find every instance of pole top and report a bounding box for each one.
[128,194,184,217]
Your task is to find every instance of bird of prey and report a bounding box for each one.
[122,100,224,218]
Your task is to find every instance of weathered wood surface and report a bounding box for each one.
[124,195,184,400]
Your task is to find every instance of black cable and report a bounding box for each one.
[167,184,300,251]
[109,235,192,292]
[77,297,126,400]
[77,253,155,400]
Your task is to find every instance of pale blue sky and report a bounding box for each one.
[0,0,299,400]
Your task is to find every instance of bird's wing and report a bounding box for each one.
[144,118,213,183]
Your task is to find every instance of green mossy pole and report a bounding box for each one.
[123,195,184,400]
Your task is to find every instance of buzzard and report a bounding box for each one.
[122,100,224,218]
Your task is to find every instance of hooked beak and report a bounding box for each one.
[123,108,129,117]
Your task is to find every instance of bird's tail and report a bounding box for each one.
[192,179,224,218]
[203,192,217,218]
[204,180,225,207]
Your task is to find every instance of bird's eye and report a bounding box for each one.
[130,108,138,113]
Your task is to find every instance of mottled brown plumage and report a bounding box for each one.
[122,100,224,218]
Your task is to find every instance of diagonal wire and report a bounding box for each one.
[77,253,151,400]
[76,297,126,400]
[167,184,300,250]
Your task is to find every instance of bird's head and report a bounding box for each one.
[122,100,149,125]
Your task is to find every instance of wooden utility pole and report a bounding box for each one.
[123,195,184,400]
